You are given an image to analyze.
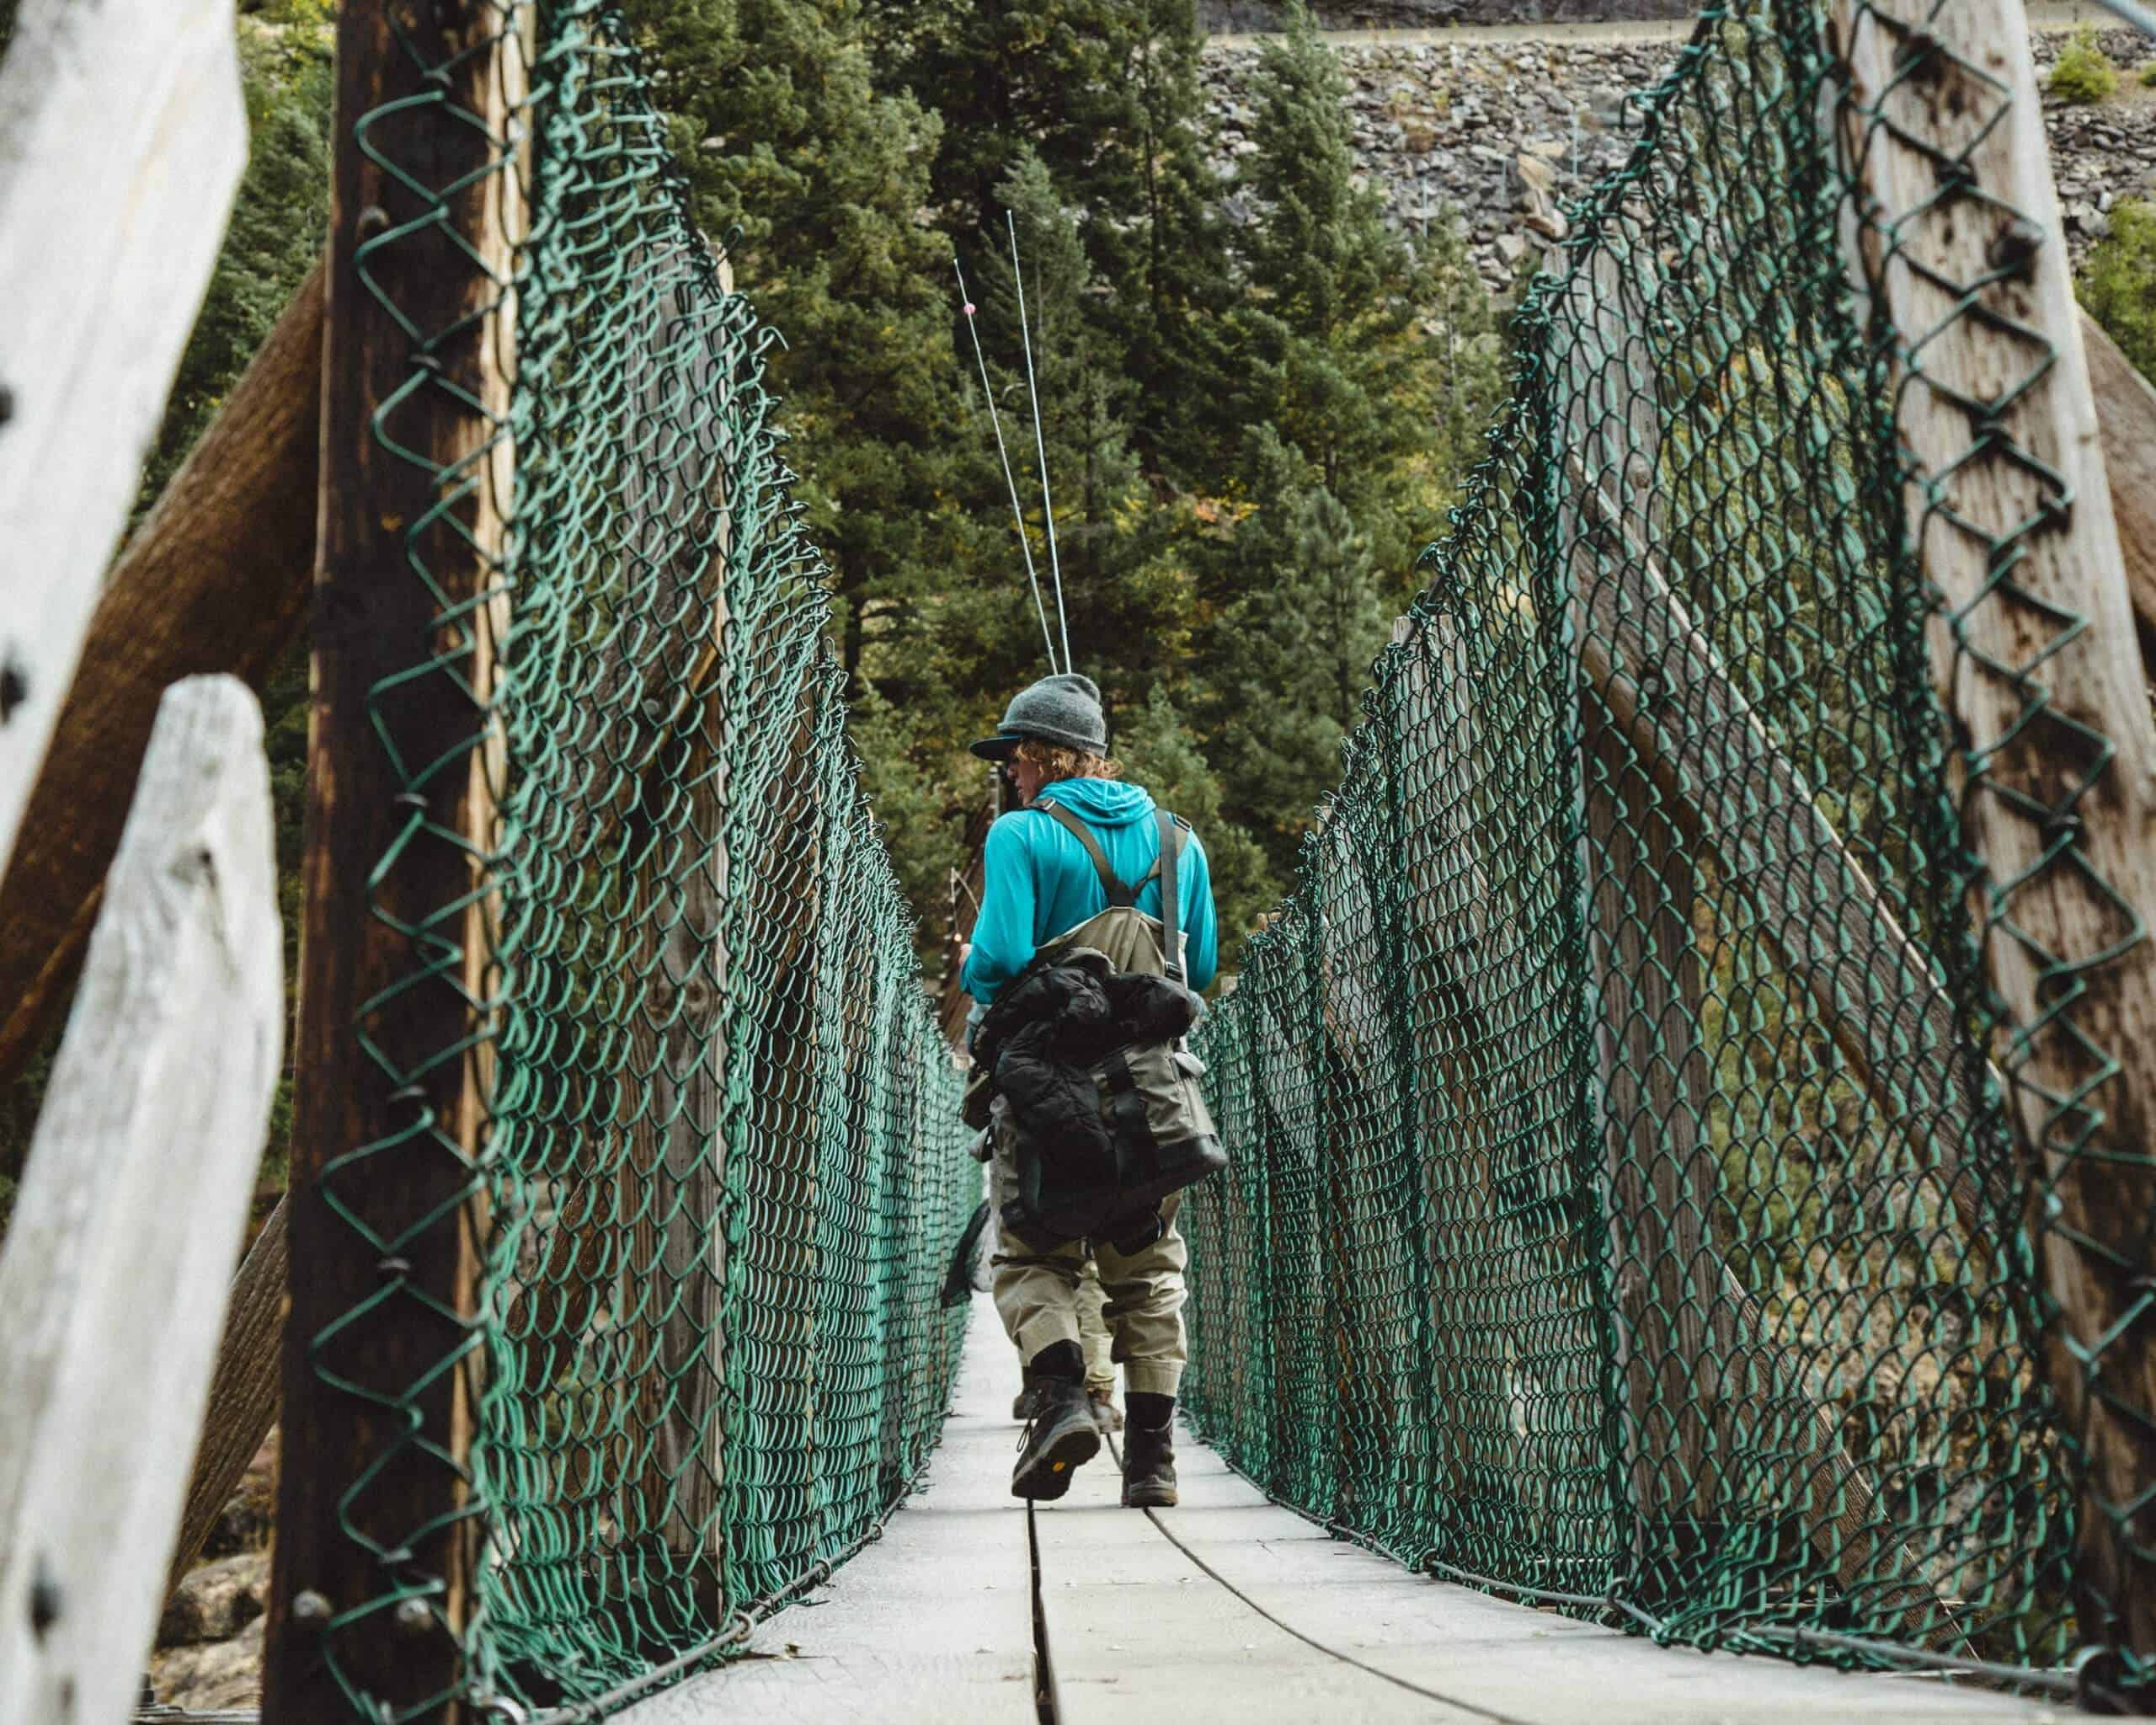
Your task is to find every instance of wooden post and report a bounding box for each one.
[0,259,323,1084]
[0,0,246,878]
[0,676,281,1725]
[1387,610,1604,1573]
[1579,703,1722,1530]
[1831,0,2156,1663]
[264,3,526,1718]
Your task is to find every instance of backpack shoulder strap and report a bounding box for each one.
[1034,798,1138,908]
[1155,809,1185,986]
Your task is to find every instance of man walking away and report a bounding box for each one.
[962,672,1220,1507]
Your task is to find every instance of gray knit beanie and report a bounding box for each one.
[969,672,1108,760]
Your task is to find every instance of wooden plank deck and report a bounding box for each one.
[622,1306,2069,1725]
[616,1308,1038,1725]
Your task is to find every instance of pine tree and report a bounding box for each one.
[875,0,1229,479]
[1115,686,1273,968]
[1214,3,1500,569]
[620,0,965,689]
[1183,3,1495,873]
[1201,431,1391,872]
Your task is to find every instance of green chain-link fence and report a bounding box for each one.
[298,3,974,1716]
[470,6,976,1709]
[1184,0,2108,1695]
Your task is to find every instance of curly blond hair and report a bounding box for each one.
[1015,738,1120,783]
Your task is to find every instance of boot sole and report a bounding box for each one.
[1011,1420,1102,1501]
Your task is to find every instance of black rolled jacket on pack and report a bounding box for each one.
[970,948,1223,1252]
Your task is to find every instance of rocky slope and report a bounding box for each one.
[147,1432,276,1712]
[1200,24,2156,294]
[1203,0,1691,24]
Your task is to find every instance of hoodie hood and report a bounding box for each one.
[1037,777,1156,827]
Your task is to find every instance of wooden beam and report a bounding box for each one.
[1568,479,2010,1246]
[1581,697,1956,1645]
[0,259,323,1086]
[1832,0,2156,1662]
[167,1197,291,1599]
[0,676,281,1725]
[263,4,526,1717]
[0,0,246,877]
[2080,308,2156,672]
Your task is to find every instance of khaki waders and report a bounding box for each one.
[984,901,1192,1401]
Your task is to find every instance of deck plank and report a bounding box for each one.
[1031,1413,1494,1722]
[1155,1434,2069,1725]
[616,1301,1038,1725]
[616,1304,2070,1725]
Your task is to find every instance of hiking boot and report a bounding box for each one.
[1011,1376,1102,1501]
[1122,1392,1177,1509]
[1012,1370,1045,1423]
[1086,1387,1124,1435]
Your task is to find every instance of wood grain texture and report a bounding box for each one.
[0,259,323,1086]
[2082,308,2156,670]
[0,0,247,875]
[167,1196,290,1599]
[1832,0,2156,1659]
[1570,478,2009,1243]
[0,676,281,1725]
[263,6,526,1718]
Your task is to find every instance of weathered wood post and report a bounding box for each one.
[0,676,282,1725]
[1830,0,2156,1669]
[0,0,245,877]
[0,259,323,1084]
[264,3,526,1717]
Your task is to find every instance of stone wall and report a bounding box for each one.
[1199,24,2156,294]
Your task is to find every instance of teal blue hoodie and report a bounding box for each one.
[961,777,1219,1005]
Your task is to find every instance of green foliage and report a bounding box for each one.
[2142,58,2156,88]
[2079,198,2156,386]
[2048,27,2118,104]
[1189,2,1498,879]
[1114,686,1273,968]
[136,17,335,515]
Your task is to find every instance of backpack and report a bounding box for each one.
[985,800,1226,1249]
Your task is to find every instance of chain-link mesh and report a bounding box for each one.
[313,2,982,1712]
[1184,0,2098,1690]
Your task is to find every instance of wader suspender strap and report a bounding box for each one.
[1156,809,1185,986]
[1035,800,1137,907]
[1034,799,1188,982]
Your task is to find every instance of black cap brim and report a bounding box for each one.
[969,733,1023,761]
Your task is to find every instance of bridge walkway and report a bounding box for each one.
[619,1306,2066,1725]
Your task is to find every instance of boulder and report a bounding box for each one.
[151,1617,264,1712]
[158,1551,270,1648]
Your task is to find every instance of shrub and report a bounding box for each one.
[2050,28,2119,104]
[2140,59,2156,88]
[2079,199,2156,385]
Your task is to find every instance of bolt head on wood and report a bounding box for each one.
[291,1589,332,1626]
[28,1559,61,1639]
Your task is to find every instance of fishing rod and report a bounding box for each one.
[953,254,1062,675]
[1006,211,1071,674]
